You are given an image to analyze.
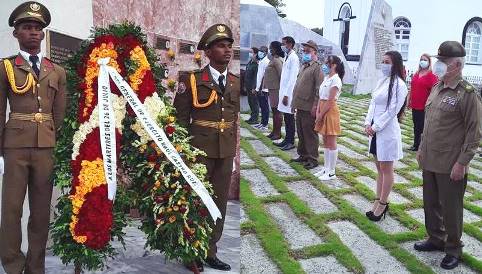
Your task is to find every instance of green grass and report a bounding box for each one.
[239,97,482,273]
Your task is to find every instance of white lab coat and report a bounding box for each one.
[256,56,270,92]
[364,76,408,161]
[278,50,300,113]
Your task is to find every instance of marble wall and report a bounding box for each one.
[92,0,241,199]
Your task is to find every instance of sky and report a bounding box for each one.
[280,0,325,29]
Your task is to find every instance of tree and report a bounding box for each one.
[264,0,286,18]
[311,28,323,36]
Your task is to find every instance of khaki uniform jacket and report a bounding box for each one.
[0,54,67,155]
[291,60,322,111]
[174,65,240,159]
[263,57,283,90]
[419,77,481,173]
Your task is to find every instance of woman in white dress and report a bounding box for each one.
[364,51,408,222]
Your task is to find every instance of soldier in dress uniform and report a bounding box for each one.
[174,23,239,272]
[0,2,67,274]
[415,41,481,270]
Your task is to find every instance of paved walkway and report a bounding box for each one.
[0,201,240,274]
[240,96,482,274]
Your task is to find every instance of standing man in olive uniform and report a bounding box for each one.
[0,2,67,274]
[174,24,239,272]
[415,41,481,270]
[290,40,323,169]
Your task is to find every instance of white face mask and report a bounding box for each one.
[381,63,392,77]
[419,60,429,69]
[433,60,447,78]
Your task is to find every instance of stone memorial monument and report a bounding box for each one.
[354,0,395,94]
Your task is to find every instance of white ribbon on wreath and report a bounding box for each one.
[97,58,222,222]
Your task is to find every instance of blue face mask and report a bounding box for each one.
[322,64,330,75]
[257,51,266,59]
[302,53,312,63]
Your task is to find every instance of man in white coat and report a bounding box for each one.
[275,36,300,150]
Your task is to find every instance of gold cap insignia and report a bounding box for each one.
[30,3,40,11]
[217,25,226,33]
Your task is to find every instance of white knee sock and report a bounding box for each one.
[323,148,330,171]
[329,149,338,174]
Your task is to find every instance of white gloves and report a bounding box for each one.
[0,157,4,175]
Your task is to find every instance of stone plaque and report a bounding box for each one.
[179,42,196,54]
[156,36,171,50]
[233,48,240,60]
[46,30,82,65]
[373,25,394,69]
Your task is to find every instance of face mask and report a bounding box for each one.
[381,63,392,77]
[257,51,266,59]
[302,53,312,63]
[419,60,429,69]
[322,64,330,75]
[281,45,288,53]
[433,60,447,78]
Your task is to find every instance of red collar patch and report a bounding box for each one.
[15,55,24,66]
[201,69,209,82]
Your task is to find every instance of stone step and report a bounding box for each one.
[355,176,410,204]
[287,181,338,214]
[248,140,274,155]
[327,221,409,273]
[241,234,281,274]
[240,127,255,138]
[265,203,323,250]
[240,148,255,165]
[299,256,350,273]
[343,194,409,234]
[337,144,367,160]
[263,156,298,177]
[401,242,477,274]
[241,169,279,197]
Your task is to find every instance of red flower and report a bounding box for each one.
[199,208,208,217]
[136,72,156,103]
[165,125,175,135]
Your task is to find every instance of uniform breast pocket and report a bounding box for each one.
[437,101,457,112]
[48,79,59,99]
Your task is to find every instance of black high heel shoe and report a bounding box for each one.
[365,198,380,217]
[367,202,389,222]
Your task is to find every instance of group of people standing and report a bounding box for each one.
[244,38,481,270]
[244,37,345,180]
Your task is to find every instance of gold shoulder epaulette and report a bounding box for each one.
[460,79,475,93]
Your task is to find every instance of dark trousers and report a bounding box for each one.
[247,90,259,122]
[283,113,295,144]
[197,156,234,258]
[270,107,283,138]
[412,109,425,149]
[257,92,270,126]
[422,170,467,257]
[296,110,319,163]
[0,148,54,274]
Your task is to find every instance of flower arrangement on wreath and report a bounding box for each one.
[51,22,214,271]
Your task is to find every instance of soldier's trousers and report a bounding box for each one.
[0,148,54,274]
[198,156,234,258]
[422,169,467,257]
[295,110,319,163]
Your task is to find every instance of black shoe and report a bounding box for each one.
[290,157,306,163]
[281,143,295,151]
[303,161,319,169]
[205,257,231,271]
[246,119,259,125]
[440,254,459,270]
[270,135,282,141]
[367,202,389,222]
[408,146,418,151]
[266,132,274,139]
[365,199,379,217]
[413,241,444,252]
[274,140,287,147]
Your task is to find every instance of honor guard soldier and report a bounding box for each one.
[174,24,239,272]
[0,2,67,274]
[415,41,481,270]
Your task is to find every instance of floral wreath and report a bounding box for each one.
[51,22,213,271]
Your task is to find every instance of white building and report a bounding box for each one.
[324,0,482,83]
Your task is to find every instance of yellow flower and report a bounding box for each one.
[167,79,176,90]
[167,207,173,213]
[154,180,161,188]
[175,144,182,152]
[169,215,176,223]
[168,116,175,123]
[193,240,200,248]
[167,49,175,59]
[194,52,202,61]
[173,206,179,211]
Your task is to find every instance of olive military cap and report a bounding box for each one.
[8,1,50,27]
[301,40,318,51]
[433,41,466,58]
[197,24,234,50]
